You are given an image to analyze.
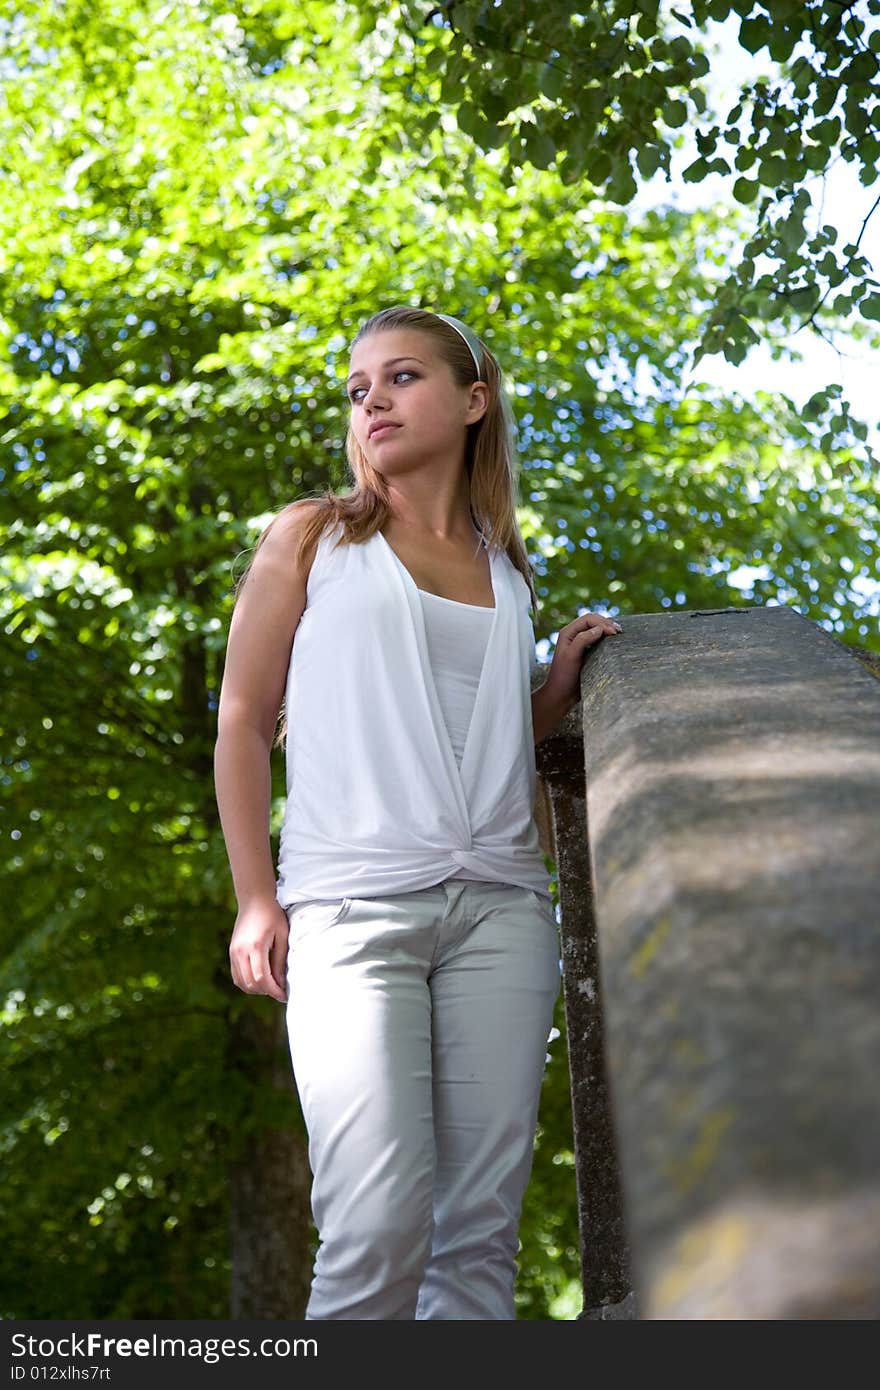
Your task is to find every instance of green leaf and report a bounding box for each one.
[540,62,566,101]
[607,158,637,204]
[662,99,688,128]
[848,51,878,84]
[479,122,508,150]
[523,126,557,170]
[723,338,749,365]
[733,177,760,203]
[789,286,819,311]
[739,16,771,54]
[768,27,797,63]
[636,144,663,178]
[586,149,612,183]
[804,142,829,172]
[682,156,709,182]
[483,85,512,124]
[814,80,838,117]
[778,214,804,252]
[457,103,482,138]
[758,153,793,185]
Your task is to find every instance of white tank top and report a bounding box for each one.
[417,587,494,767]
[416,588,504,889]
[274,515,551,906]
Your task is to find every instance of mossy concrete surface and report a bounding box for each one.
[576,605,880,1318]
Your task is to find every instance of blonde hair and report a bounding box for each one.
[233,306,540,748]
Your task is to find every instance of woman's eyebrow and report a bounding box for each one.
[346,356,426,384]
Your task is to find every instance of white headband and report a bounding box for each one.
[434,313,484,379]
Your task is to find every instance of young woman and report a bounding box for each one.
[214,306,622,1320]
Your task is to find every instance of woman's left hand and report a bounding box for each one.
[543,611,623,707]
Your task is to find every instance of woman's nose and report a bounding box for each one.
[363,386,389,409]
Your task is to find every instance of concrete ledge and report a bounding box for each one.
[575,604,880,1318]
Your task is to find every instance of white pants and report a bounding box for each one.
[284,877,562,1319]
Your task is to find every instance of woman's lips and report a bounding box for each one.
[370,424,400,441]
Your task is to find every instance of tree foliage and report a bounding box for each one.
[0,0,877,1320]
[360,0,880,418]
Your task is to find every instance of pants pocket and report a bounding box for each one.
[528,888,558,926]
[287,896,353,946]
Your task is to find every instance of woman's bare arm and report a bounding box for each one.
[214,501,319,1000]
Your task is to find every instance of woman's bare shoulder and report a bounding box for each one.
[260,498,332,573]
[269,496,328,537]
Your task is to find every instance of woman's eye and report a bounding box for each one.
[349,371,416,402]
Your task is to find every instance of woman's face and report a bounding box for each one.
[346,329,485,474]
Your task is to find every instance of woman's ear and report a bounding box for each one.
[468,382,489,423]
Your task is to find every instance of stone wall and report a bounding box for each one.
[536,606,880,1319]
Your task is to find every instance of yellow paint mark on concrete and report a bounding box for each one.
[629,915,671,978]
[652,1208,749,1313]
[666,1106,736,1195]
[669,1088,698,1122]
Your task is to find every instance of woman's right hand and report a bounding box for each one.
[229,897,290,1004]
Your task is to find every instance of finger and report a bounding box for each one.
[248,947,272,998]
[579,612,621,632]
[268,937,289,1002]
[236,947,263,994]
[229,952,249,994]
[566,616,606,639]
[575,624,608,644]
[575,617,622,638]
[252,945,287,1004]
[239,952,258,993]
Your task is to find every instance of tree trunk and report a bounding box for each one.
[228,1003,314,1318]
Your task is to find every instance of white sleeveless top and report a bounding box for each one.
[274,517,551,906]
[417,586,494,768]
